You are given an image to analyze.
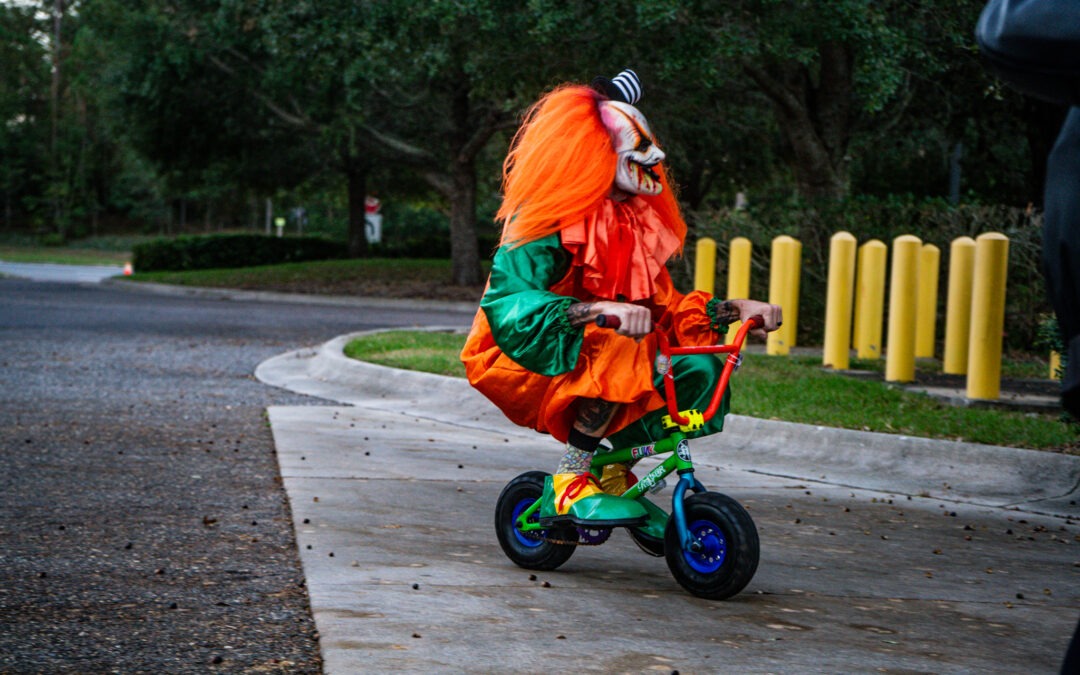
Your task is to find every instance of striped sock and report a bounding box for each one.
[556,444,594,475]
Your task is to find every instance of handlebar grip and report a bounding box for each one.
[596,314,621,330]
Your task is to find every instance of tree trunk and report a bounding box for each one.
[50,0,64,235]
[345,159,368,258]
[204,200,213,232]
[444,78,491,286]
[783,107,849,200]
[744,42,854,201]
[678,158,711,212]
[449,160,483,286]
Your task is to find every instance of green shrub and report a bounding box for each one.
[689,196,1048,351]
[132,234,347,272]
[367,202,500,259]
[39,233,66,247]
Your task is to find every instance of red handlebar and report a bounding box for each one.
[596,313,764,426]
[660,315,763,425]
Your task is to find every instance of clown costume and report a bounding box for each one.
[461,70,782,527]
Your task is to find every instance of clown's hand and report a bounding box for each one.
[567,301,652,340]
[727,299,783,339]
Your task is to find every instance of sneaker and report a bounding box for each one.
[599,463,638,496]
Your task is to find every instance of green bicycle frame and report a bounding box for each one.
[513,316,764,550]
[513,431,692,536]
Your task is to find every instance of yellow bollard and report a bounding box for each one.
[767,235,801,356]
[852,244,866,352]
[1050,351,1062,380]
[725,237,752,345]
[694,237,717,294]
[915,244,941,359]
[823,232,857,370]
[885,235,922,382]
[855,240,888,360]
[789,238,803,347]
[967,233,1010,400]
[942,237,976,374]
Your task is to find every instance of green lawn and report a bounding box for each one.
[734,355,1072,449]
[0,235,158,266]
[0,245,131,266]
[344,330,1078,452]
[130,257,440,284]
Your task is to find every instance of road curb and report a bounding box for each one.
[256,331,1080,519]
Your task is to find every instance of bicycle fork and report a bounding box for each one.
[626,433,710,554]
[671,469,708,552]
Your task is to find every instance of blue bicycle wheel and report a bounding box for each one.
[683,519,728,573]
[510,498,543,549]
[495,471,577,570]
[664,492,759,600]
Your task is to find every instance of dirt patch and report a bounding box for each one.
[910,371,1061,398]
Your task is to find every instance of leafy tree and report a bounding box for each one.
[346,0,550,284]
[88,1,548,282]
[0,3,49,229]
[637,0,997,203]
[3,0,1056,271]
[80,0,326,234]
[521,0,793,219]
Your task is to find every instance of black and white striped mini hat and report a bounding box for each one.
[591,69,642,105]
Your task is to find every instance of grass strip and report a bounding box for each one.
[0,246,131,266]
[131,258,445,285]
[344,330,468,377]
[734,355,1074,450]
[345,331,1078,451]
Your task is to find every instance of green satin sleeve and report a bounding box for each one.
[480,235,582,376]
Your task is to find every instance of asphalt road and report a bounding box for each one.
[0,277,472,673]
[4,271,1080,674]
[261,338,1080,674]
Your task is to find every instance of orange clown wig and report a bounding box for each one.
[496,84,687,251]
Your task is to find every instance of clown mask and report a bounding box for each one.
[599,100,666,196]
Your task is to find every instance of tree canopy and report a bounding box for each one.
[0,0,1050,283]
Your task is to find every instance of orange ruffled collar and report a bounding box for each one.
[561,198,682,302]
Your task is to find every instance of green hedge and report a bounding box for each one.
[132,234,347,272]
[368,233,500,259]
[687,196,1048,351]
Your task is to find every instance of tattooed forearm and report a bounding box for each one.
[575,398,619,433]
[566,302,595,328]
[715,300,739,326]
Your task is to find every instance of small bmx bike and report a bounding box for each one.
[494,316,763,600]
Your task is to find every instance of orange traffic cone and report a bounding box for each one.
[123,262,133,276]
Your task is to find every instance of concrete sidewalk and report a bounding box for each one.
[0,260,125,283]
[257,331,1080,673]
[260,331,1080,517]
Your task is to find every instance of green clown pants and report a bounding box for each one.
[604,353,730,449]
